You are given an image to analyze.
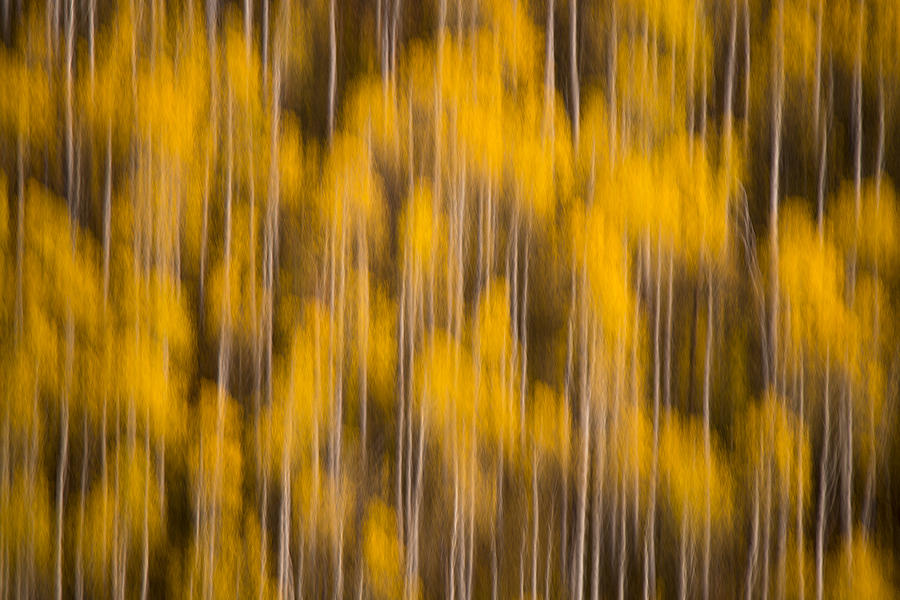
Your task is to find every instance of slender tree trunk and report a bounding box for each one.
[769,0,784,392]
[743,0,751,145]
[703,274,713,599]
[797,360,805,600]
[528,444,537,600]
[725,0,738,181]
[141,401,150,600]
[15,132,24,345]
[570,0,579,148]
[862,72,885,533]
[56,316,74,600]
[75,412,88,600]
[815,350,830,600]
[328,0,336,143]
[747,448,760,599]
[646,240,662,600]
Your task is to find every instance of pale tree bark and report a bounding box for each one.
[724,0,737,179]
[570,0,579,149]
[644,238,662,600]
[797,360,805,600]
[861,71,886,533]
[769,0,784,392]
[572,256,589,600]
[210,91,236,598]
[703,272,713,600]
[328,0,336,143]
[815,348,830,600]
[743,0,751,146]
[843,2,864,571]
[56,316,74,600]
[746,441,760,600]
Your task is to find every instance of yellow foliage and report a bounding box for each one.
[831,178,899,267]
[363,499,404,599]
[482,0,541,87]
[137,31,209,164]
[476,278,512,367]
[83,481,114,588]
[190,381,245,523]
[278,111,305,211]
[1,471,52,575]
[23,181,102,354]
[828,534,896,599]
[607,401,652,492]
[416,329,474,442]
[478,364,520,456]
[659,411,733,533]
[368,284,398,408]
[112,442,164,556]
[529,381,570,464]
[741,393,811,505]
[780,201,848,357]
[401,181,442,271]
[0,48,53,143]
[224,8,262,113]
[783,0,817,85]
[267,300,333,472]
[578,203,631,341]
[206,205,266,348]
[322,132,384,229]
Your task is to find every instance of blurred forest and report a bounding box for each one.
[1,0,900,597]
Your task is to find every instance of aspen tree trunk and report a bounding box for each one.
[624,256,643,600]
[277,367,294,599]
[56,316,74,600]
[141,397,150,600]
[335,193,348,600]
[311,301,324,598]
[397,258,407,545]
[746,448,760,600]
[763,431,772,600]
[573,257,588,600]
[450,429,459,600]
[261,27,283,597]
[591,370,607,600]
[687,0,698,137]
[703,275,713,600]
[358,223,369,461]
[861,72,885,532]
[743,0,751,145]
[843,3,864,569]
[570,0,579,148]
[1,396,6,597]
[531,360,538,600]
[725,0,737,175]
[65,0,74,225]
[815,349,830,600]
[665,255,673,409]
[575,318,591,600]
[646,239,662,600]
[210,92,235,597]
[15,133,23,343]
[813,0,823,147]
[609,0,618,165]
[76,411,88,600]
[816,70,830,234]
[797,361,805,600]
[562,257,576,586]
[769,0,784,392]
[328,0,336,143]
[680,507,689,600]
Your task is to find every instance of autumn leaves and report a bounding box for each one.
[2,0,900,597]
